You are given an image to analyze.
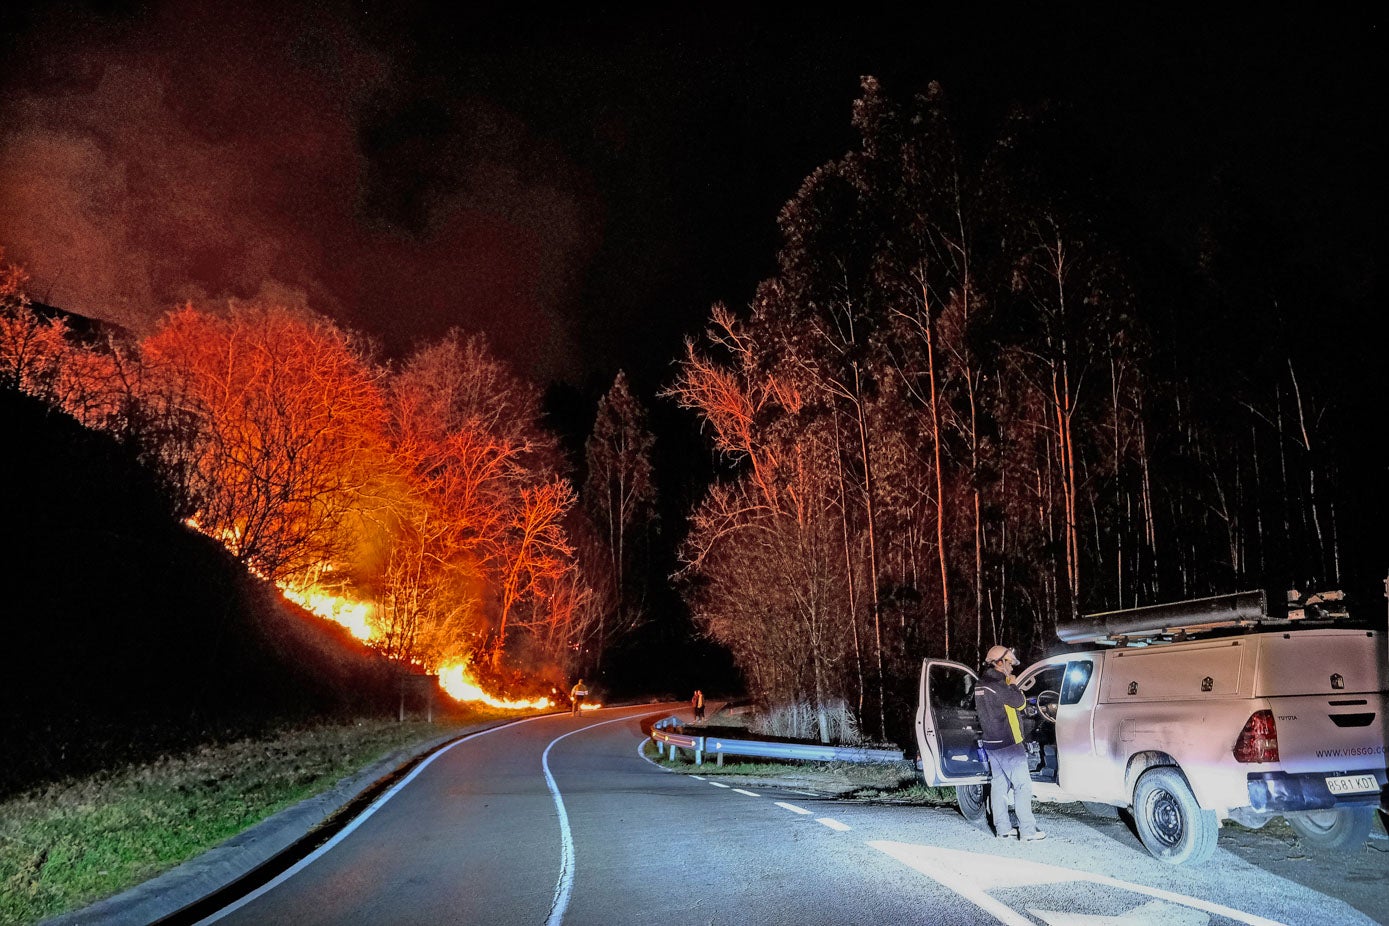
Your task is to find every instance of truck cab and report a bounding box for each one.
[916,654,1101,809]
[915,590,1388,864]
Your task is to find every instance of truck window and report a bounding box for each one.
[930,664,976,711]
[1060,659,1094,705]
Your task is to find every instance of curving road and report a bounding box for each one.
[198,704,1383,925]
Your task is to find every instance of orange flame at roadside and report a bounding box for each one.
[182,517,548,709]
[280,583,375,641]
[182,518,377,640]
[438,663,553,710]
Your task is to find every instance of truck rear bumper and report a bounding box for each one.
[1246,769,1387,813]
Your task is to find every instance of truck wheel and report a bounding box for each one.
[956,782,990,829]
[1133,768,1218,864]
[1288,807,1375,852]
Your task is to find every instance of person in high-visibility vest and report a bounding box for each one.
[570,679,588,715]
[974,645,1045,841]
[691,689,705,720]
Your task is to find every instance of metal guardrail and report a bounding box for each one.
[649,715,904,767]
[651,716,706,762]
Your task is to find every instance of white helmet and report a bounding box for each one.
[985,645,1018,666]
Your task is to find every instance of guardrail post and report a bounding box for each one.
[695,737,704,766]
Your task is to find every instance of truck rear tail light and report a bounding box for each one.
[1233,709,1280,763]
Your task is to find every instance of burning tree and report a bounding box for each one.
[1,256,57,394]
[491,480,576,667]
[139,302,390,582]
[385,330,582,678]
[1,251,122,427]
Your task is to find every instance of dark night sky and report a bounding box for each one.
[0,5,1381,404]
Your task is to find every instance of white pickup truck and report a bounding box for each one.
[915,590,1388,864]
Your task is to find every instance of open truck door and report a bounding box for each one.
[915,659,990,786]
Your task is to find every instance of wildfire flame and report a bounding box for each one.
[183,518,552,710]
[438,663,553,710]
[280,583,375,641]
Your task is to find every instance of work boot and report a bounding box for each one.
[996,828,1018,839]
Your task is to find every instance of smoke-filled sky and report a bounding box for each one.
[0,1,607,380]
[1,5,1380,391]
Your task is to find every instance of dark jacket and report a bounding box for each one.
[974,665,1026,749]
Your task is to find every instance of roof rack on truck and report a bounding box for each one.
[1057,590,1274,645]
[1059,589,1356,646]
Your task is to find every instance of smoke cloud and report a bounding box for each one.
[0,0,598,380]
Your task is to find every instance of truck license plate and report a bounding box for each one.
[1325,774,1379,795]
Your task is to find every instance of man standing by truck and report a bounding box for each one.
[975,645,1046,841]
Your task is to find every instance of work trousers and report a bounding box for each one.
[985,743,1038,837]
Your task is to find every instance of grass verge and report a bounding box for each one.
[640,740,956,805]
[0,710,525,925]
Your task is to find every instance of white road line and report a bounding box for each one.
[775,801,812,815]
[709,781,731,788]
[868,841,1035,926]
[732,788,759,797]
[542,712,642,926]
[816,817,851,831]
[690,775,706,780]
[196,715,551,925]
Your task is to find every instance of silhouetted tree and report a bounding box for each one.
[582,370,657,664]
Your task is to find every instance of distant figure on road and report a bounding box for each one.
[975,645,1045,842]
[570,679,588,715]
[692,689,705,720]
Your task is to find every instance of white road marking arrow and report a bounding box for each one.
[868,841,1288,926]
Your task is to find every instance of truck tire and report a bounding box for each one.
[1288,807,1375,852]
[956,782,990,829]
[1133,767,1218,865]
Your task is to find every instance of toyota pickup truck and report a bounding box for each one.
[915,590,1388,864]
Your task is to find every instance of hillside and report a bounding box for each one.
[0,388,400,796]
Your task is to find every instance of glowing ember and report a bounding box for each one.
[438,663,553,710]
[580,702,602,711]
[280,584,376,641]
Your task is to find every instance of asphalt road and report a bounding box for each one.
[196,704,1386,925]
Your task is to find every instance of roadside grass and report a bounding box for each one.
[640,740,955,806]
[0,711,524,926]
